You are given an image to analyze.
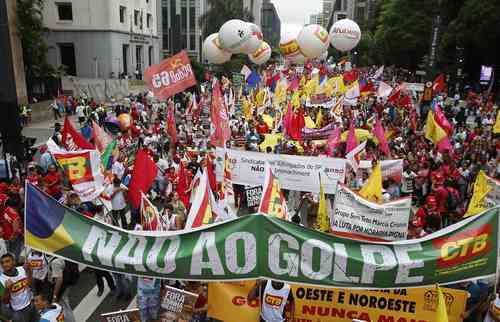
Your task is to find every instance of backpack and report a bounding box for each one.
[445,187,460,212]
[62,261,80,286]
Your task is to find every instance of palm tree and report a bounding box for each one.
[198,0,254,39]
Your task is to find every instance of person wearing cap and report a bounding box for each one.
[415,195,441,233]
[431,173,449,215]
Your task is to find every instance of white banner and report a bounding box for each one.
[359,159,404,183]
[486,174,500,207]
[215,148,346,194]
[331,184,411,241]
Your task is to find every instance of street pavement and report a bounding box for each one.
[68,266,138,321]
[22,115,78,147]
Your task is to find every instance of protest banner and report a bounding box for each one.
[331,184,411,241]
[208,281,468,322]
[245,186,262,208]
[359,159,404,183]
[215,148,346,193]
[485,173,500,207]
[100,308,140,322]
[52,150,105,202]
[25,183,500,289]
[159,286,198,322]
[302,122,337,140]
[144,50,197,100]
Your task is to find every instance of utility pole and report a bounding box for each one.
[427,0,442,79]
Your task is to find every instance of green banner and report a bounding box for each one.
[26,184,500,288]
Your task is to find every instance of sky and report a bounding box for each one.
[270,0,323,37]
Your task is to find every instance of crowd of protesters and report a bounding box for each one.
[0,59,498,322]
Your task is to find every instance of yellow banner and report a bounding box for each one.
[208,281,467,322]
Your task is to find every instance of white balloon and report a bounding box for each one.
[296,24,330,58]
[203,33,232,64]
[242,23,263,54]
[330,19,361,52]
[279,31,303,64]
[218,19,252,53]
[249,41,271,65]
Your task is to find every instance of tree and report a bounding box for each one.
[373,0,435,69]
[198,0,254,39]
[16,0,56,93]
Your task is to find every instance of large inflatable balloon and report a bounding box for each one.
[242,23,263,54]
[118,113,132,131]
[279,32,302,62]
[203,33,232,64]
[218,19,252,53]
[288,52,305,64]
[330,19,361,52]
[296,24,330,58]
[249,41,271,65]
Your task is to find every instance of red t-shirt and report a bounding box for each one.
[255,123,269,134]
[44,172,62,197]
[1,207,21,240]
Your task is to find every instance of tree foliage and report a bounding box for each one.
[198,0,254,39]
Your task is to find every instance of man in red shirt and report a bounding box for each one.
[431,173,449,215]
[1,199,23,262]
[255,117,270,135]
[43,164,62,200]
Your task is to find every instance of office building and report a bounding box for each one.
[42,0,161,79]
[261,0,280,48]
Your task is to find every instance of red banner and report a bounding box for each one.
[144,50,197,100]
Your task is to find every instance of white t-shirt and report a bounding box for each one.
[105,184,128,210]
[0,267,32,311]
[40,303,64,322]
[112,161,125,179]
[76,105,85,118]
[401,171,417,193]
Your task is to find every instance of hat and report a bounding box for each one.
[426,195,437,207]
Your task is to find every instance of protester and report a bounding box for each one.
[248,279,295,322]
[34,291,64,322]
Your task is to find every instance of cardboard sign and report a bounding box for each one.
[159,285,198,322]
[100,308,140,322]
[144,50,197,100]
[245,186,263,207]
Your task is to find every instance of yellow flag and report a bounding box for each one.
[273,80,283,107]
[494,110,500,134]
[324,77,334,97]
[304,74,319,98]
[299,75,306,88]
[425,111,448,144]
[255,89,266,107]
[242,98,253,121]
[304,115,316,129]
[336,76,346,94]
[316,108,323,128]
[262,114,274,128]
[436,285,449,322]
[291,91,301,108]
[359,162,383,203]
[317,177,329,232]
[464,170,492,217]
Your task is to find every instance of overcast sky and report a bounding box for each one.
[270,0,323,37]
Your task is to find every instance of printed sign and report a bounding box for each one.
[331,184,411,241]
[100,308,140,322]
[215,148,346,194]
[208,281,468,322]
[144,50,197,100]
[245,186,263,208]
[159,286,198,322]
[52,150,105,202]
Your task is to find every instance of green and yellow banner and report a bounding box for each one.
[25,183,500,289]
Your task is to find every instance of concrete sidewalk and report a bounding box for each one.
[23,114,79,146]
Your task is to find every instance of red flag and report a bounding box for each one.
[434,104,453,135]
[166,100,177,146]
[128,149,158,209]
[61,117,94,150]
[288,106,305,140]
[176,162,190,209]
[373,118,391,156]
[206,156,217,193]
[185,171,215,229]
[140,193,161,230]
[433,74,445,93]
[283,102,293,137]
[345,120,357,155]
[360,81,375,94]
[210,83,231,147]
[91,121,112,153]
[258,164,289,220]
[398,95,412,109]
[343,69,358,83]
[387,85,402,104]
[410,106,417,133]
[327,127,342,156]
[143,50,197,100]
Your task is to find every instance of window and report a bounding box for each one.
[134,10,139,26]
[147,13,152,28]
[122,44,129,75]
[140,11,143,29]
[189,6,195,28]
[59,43,76,75]
[181,7,187,31]
[148,46,153,66]
[162,32,169,50]
[119,6,126,23]
[189,34,196,50]
[136,46,143,76]
[162,7,168,29]
[57,3,73,21]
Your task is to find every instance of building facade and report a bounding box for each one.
[43,0,161,79]
[161,0,264,62]
[326,0,375,30]
[261,0,280,48]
